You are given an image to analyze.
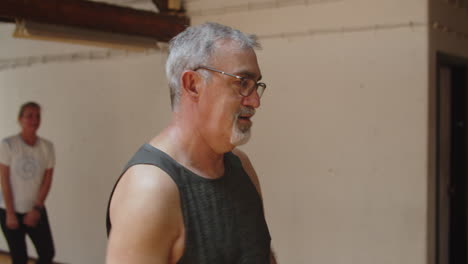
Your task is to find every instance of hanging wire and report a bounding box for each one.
[2,20,468,71]
[0,48,160,72]
[258,21,427,40]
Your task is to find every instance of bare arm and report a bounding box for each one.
[270,250,278,264]
[232,148,277,264]
[23,168,54,227]
[35,168,53,207]
[0,164,15,214]
[106,165,183,264]
[0,163,19,229]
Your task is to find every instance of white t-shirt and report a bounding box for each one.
[0,134,55,213]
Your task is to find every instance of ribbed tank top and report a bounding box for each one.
[106,144,271,264]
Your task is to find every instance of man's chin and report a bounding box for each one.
[230,130,251,146]
[237,123,252,134]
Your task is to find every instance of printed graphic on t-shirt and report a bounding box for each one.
[13,155,40,180]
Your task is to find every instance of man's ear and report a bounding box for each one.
[181,70,202,101]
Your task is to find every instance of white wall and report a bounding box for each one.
[190,0,429,263]
[0,0,430,263]
[248,32,428,264]
[0,27,172,262]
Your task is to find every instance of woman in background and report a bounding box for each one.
[0,102,55,264]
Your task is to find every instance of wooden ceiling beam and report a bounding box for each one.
[0,0,189,42]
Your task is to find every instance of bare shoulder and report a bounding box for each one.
[0,163,9,176]
[232,148,262,197]
[107,164,183,263]
[109,165,180,218]
[0,163,8,170]
[231,148,247,161]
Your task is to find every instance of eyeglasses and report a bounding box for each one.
[195,66,266,98]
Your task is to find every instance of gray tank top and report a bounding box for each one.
[106,144,271,263]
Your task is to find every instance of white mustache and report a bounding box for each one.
[238,107,256,117]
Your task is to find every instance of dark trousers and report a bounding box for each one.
[0,208,55,264]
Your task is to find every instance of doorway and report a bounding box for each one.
[437,53,468,264]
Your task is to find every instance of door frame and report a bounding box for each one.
[435,52,468,264]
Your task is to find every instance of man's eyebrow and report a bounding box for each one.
[235,70,262,81]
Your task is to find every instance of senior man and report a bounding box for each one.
[106,22,276,264]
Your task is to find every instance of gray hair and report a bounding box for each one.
[166,22,261,110]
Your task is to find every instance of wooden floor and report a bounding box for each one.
[0,253,34,264]
[0,252,56,264]
[0,251,63,264]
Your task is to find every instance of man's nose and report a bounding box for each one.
[242,90,261,108]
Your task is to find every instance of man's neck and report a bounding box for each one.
[20,131,38,146]
[150,118,230,179]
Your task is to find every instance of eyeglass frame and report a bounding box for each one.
[194,66,266,98]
